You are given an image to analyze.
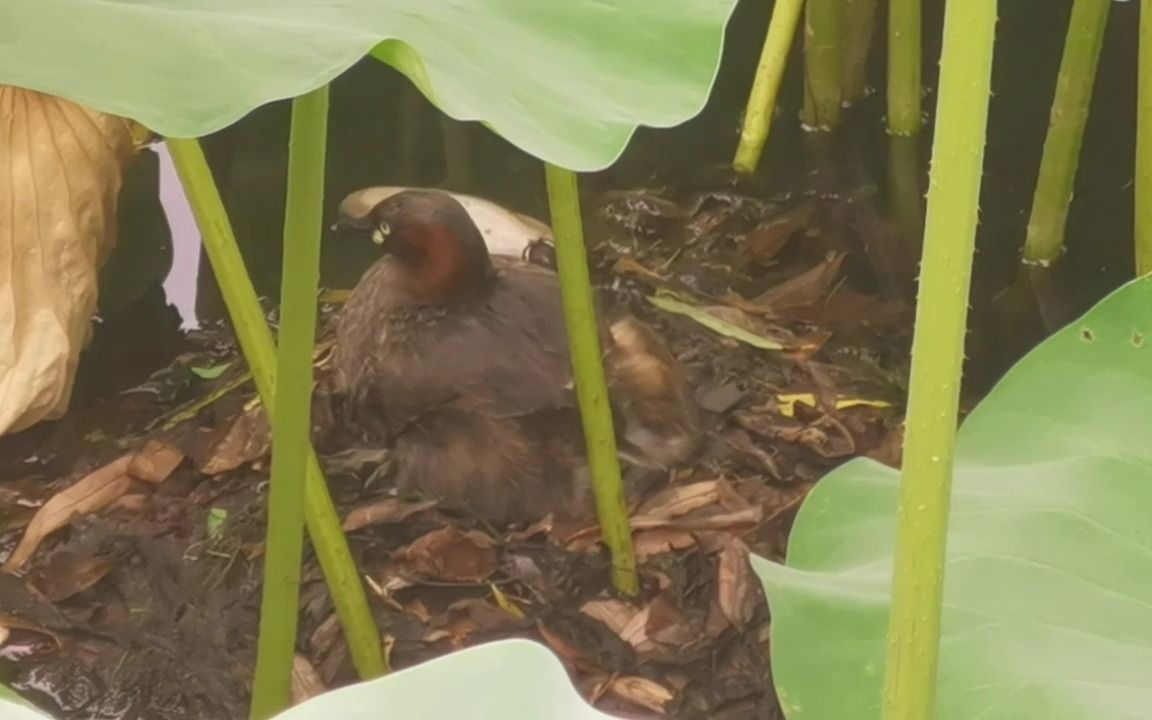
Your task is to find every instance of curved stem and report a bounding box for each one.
[167,137,389,689]
[881,0,998,718]
[887,0,922,136]
[732,0,806,174]
[1024,0,1111,265]
[544,163,638,596]
[842,0,878,107]
[248,86,328,720]
[803,0,842,131]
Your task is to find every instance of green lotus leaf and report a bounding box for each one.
[5,1,737,170]
[754,276,1152,719]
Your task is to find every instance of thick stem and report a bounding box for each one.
[166,138,389,684]
[841,0,878,107]
[887,0,922,136]
[887,134,924,295]
[1137,0,1152,274]
[803,0,842,130]
[732,0,806,174]
[249,87,328,720]
[1024,0,1111,265]
[543,164,638,596]
[881,0,997,718]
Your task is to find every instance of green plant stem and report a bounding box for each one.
[167,138,389,684]
[887,134,924,295]
[841,0,878,106]
[732,0,806,174]
[1024,0,1110,265]
[803,0,842,130]
[249,87,328,720]
[881,0,997,718]
[887,0,922,135]
[1138,0,1152,274]
[544,164,638,596]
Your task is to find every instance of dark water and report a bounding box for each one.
[88,0,1140,401]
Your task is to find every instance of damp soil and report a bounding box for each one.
[0,181,911,720]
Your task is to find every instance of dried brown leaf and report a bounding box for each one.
[535,620,601,673]
[291,654,327,706]
[393,526,497,583]
[107,493,148,513]
[617,605,653,650]
[636,480,722,519]
[505,514,553,542]
[127,439,184,484]
[633,528,698,561]
[741,251,847,313]
[565,507,762,551]
[4,454,134,571]
[608,675,674,714]
[430,598,522,645]
[0,87,146,436]
[0,609,62,649]
[29,552,116,602]
[195,404,271,475]
[342,498,438,532]
[740,200,816,266]
[715,539,757,629]
[580,599,642,638]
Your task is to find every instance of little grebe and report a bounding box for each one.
[332,189,701,521]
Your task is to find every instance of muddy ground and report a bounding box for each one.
[0,183,913,719]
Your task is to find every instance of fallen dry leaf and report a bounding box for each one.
[565,507,763,552]
[342,498,438,532]
[488,582,525,619]
[608,675,674,714]
[291,654,327,706]
[393,526,498,583]
[644,594,703,653]
[107,494,148,513]
[715,539,757,629]
[612,256,669,284]
[0,609,62,649]
[505,514,553,542]
[740,200,817,266]
[4,454,134,571]
[735,409,857,459]
[0,87,149,436]
[774,392,893,418]
[636,480,723,519]
[632,528,699,561]
[428,598,523,646]
[739,251,847,314]
[580,599,642,639]
[617,605,653,650]
[127,439,184,484]
[194,404,271,475]
[536,620,601,673]
[29,552,117,602]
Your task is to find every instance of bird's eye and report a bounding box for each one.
[371,223,391,245]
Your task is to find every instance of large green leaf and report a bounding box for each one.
[753,276,1152,720]
[4,1,736,171]
[0,640,620,719]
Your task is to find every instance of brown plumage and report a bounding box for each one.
[332,189,701,522]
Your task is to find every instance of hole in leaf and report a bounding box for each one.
[1134,331,1145,347]
[1080,327,1095,343]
